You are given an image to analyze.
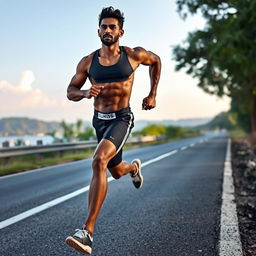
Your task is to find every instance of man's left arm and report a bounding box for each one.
[134,47,161,110]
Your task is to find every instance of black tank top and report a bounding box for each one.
[88,46,134,83]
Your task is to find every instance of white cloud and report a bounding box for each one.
[0,70,66,117]
[0,70,95,122]
[18,70,35,91]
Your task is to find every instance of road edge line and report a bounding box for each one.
[219,138,243,256]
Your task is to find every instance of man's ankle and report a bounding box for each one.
[83,225,93,237]
[131,163,137,176]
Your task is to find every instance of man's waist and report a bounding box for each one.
[94,107,131,120]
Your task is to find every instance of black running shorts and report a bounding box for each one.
[92,107,134,168]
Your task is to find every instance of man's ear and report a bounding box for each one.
[97,29,100,37]
[120,29,124,37]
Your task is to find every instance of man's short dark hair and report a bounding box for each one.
[99,6,125,29]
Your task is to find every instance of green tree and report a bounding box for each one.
[75,119,83,137]
[173,0,256,134]
[166,126,185,138]
[77,126,96,141]
[14,139,25,147]
[60,120,75,142]
[135,124,166,136]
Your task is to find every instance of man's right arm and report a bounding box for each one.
[67,56,89,101]
[67,56,104,101]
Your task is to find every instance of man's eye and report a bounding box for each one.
[101,25,107,29]
[109,25,116,30]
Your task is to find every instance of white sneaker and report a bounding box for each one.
[65,228,93,255]
[131,159,143,189]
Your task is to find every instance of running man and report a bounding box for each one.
[65,6,161,254]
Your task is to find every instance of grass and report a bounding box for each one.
[0,149,94,176]
[230,128,247,140]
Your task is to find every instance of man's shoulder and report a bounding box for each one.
[123,46,147,61]
[78,50,98,69]
[123,46,146,53]
[81,50,97,63]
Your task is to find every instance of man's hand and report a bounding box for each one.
[142,96,156,110]
[84,85,104,98]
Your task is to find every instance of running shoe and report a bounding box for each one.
[131,159,143,189]
[65,228,93,255]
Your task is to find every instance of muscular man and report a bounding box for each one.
[65,6,161,254]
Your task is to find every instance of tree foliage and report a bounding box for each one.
[133,124,199,139]
[60,120,75,142]
[60,119,95,142]
[77,126,95,141]
[173,0,256,132]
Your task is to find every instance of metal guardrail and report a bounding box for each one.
[0,136,159,159]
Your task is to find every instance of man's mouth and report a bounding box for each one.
[103,35,112,40]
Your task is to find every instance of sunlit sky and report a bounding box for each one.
[0,0,230,122]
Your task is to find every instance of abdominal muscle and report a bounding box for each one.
[93,75,134,113]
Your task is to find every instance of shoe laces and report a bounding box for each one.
[75,229,93,241]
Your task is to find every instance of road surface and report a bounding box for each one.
[0,133,227,255]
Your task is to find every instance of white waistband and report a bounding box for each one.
[97,112,116,120]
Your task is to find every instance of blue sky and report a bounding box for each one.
[0,0,230,122]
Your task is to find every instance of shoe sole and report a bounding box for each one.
[132,159,143,189]
[65,236,92,255]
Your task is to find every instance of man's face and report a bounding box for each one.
[98,18,124,46]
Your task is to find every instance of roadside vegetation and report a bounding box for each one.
[173,0,256,143]
[0,122,200,176]
[132,124,200,139]
[0,149,95,176]
[173,1,256,253]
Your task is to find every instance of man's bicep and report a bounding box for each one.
[69,58,89,88]
[69,72,87,89]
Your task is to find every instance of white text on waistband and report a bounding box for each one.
[98,112,116,120]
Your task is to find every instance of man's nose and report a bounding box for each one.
[105,26,111,32]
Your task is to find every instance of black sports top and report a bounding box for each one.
[88,46,134,83]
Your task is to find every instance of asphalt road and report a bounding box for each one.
[0,132,228,256]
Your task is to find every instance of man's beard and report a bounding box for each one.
[100,34,119,46]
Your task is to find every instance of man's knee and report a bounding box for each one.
[92,153,108,170]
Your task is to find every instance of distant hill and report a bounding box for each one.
[196,112,233,130]
[133,117,212,131]
[0,116,213,136]
[0,117,61,136]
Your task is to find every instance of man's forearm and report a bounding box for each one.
[149,58,161,97]
[67,85,87,101]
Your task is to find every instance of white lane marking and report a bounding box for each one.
[181,146,188,151]
[190,143,195,147]
[219,138,242,255]
[0,149,178,230]
[142,150,178,167]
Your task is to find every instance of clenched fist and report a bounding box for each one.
[84,85,104,98]
[142,96,156,110]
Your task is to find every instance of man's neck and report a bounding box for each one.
[100,43,121,57]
